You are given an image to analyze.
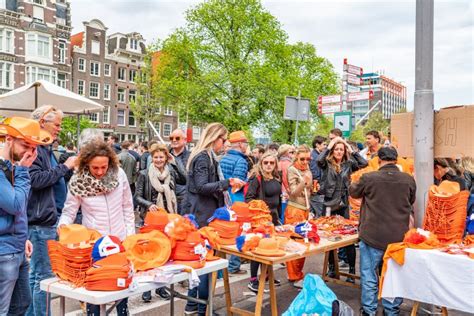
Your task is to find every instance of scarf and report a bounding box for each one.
[69,168,119,197]
[148,164,177,213]
[210,150,231,207]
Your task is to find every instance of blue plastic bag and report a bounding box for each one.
[283,274,337,316]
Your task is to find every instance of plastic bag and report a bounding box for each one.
[332,300,355,316]
[283,274,337,316]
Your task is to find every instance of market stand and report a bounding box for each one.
[217,234,359,316]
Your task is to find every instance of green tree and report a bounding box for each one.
[349,111,390,143]
[58,116,96,146]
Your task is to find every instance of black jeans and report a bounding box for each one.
[87,298,128,316]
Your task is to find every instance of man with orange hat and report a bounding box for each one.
[0,117,52,315]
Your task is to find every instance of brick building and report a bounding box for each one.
[0,0,72,94]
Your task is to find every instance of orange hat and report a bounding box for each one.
[123,231,172,271]
[165,215,197,242]
[0,116,53,145]
[248,200,270,214]
[58,224,101,247]
[208,220,240,245]
[205,250,221,261]
[228,131,247,143]
[141,210,169,233]
[231,202,253,223]
[198,227,221,250]
[251,238,286,257]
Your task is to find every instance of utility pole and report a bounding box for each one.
[294,89,301,146]
[414,0,434,227]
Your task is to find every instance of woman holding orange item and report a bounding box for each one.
[318,136,367,283]
[58,140,134,315]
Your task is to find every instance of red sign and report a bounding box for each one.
[347,90,373,102]
[344,73,362,86]
[345,64,363,76]
[318,95,341,104]
[318,103,341,115]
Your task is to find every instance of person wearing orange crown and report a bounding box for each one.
[0,117,51,315]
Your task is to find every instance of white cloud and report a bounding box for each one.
[71,0,473,110]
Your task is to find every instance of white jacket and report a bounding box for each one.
[59,168,135,240]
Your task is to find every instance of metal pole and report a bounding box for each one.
[294,90,301,146]
[355,100,381,127]
[414,0,434,227]
[76,114,81,149]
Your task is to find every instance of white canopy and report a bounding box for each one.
[0,80,103,117]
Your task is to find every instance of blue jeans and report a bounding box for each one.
[228,255,241,273]
[0,251,31,315]
[186,274,209,314]
[27,226,56,316]
[359,241,403,315]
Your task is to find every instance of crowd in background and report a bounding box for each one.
[1,105,473,316]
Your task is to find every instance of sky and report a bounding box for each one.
[70,0,473,110]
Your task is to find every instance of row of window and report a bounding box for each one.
[77,59,137,82]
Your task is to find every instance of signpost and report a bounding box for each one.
[334,111,352,138]
[347,90,374,102]
[284,93,310,145]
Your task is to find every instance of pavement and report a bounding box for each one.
[49,250,472,316]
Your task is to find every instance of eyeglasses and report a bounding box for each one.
[262,161,275,166]
[169,136,181,141]
[299,157,312,162]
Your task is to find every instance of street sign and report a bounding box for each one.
[347,90,374,102]
[344,63,363,76]
[318,95,341,104]
[334,111,352,138]
[284,96,310,121]
[343,73,362,86]
[318,103,341,115]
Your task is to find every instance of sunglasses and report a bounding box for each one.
[288,151,295,154]
[299,157,311,162]
[262,161,275,166]
[169,136,181,141]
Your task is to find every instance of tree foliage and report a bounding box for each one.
[58,116,96,146]
[350,111,390,143]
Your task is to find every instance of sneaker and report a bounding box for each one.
[338,260,349,270]
[184,305,198,315]
[293,279,303,289]
[247,280,259,294]
[155,287,170,300]
[265,278,281,286]
[141,291,152,303]
[229,269,247,275]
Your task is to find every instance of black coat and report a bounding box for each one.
[134,162,186,218]
[317,149,368,208]
[185,151,229,228]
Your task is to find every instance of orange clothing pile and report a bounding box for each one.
[423,181,469,244]
[208,219,240,245]
[248,200,273,227]
[85,252,132,291]
[123,230,172,271]
[140,209,169,233]
[231,201,253,224]
[171,231,208,269]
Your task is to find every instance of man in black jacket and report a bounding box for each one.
[349,147,416,316]
[169,129,190,214]
[27,106,76,316]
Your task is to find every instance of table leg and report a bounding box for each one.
[333,249,340,279]
[441,307,448,316]
[59,296,65,316]
[207,272,215,316]
[170,283,175,316]
[255,264,268,316]
[322,250,329,281]
[410,301,420,316]
[211,271,218,296]
[100,304,106,315]
[222,267,233,316]
[267,266,278,316]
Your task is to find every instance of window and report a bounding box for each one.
[0,29,14,54]
[27,33,51,59]
[58,40,66,64]
[0,62,13,89]
[128,111,136,127]
[57,73,66,88]
[89,113,98,123]
[90,61,100,76]
[117,109,125,126]
[33,0,44,4]
[78,58,85,72]
[33,5,44,23]
[104,84,111,100]
[192,126,201,141]
[118,67,126,81]
[89,82,99,99]
[91,40,100,55]
[103,106,110,124]
[164,106,173,116]
[129,90,136,103]
[129,69,137,82]
[104,63,111,76]
[163,123,172,137]
[117,88,125,103]
[130,38,138,50]
[26,66,56,84]
[77,80,85,95]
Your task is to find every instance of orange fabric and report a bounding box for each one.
[171,231,206,261]
[198,227,221,250]
[85,253,132,291]
[205,250,221,261]
[0,116,53,145]
[164,215,197,242]
[284,204,308,281]
[140,210,169,233]
[208,219,240,243]
[232,202,253,223]
[172,260,205,269]
[58,224,100,246]
[248,200,271,214]
[241,236,262,252]
[423,181,469,244]
[123,231,171,271]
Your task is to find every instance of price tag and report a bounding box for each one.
[117,278,126,288]
[242,222,251,232]
[194,244,206,255]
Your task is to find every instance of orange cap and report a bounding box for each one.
[228,131,247,143]
[58,224,101,246]
[141,210,170,233]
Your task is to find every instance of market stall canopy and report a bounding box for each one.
[0,80,103,117]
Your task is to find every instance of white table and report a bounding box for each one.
[41,258,228,315]
[381,248,474,313]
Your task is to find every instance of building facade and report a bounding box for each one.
[353,72,406,122]
[0,0,72,94]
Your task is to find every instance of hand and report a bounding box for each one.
[327,137,342,150]
[303,173,312,186]
[18,148,37,168]
[342,140,353,154]
[167,154,175,163]
[229,178,245,193]
[148,205,160,212]
[25,240,33,258]
[56,224,65,235]
[63,156,77,170]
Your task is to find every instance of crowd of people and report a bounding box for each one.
[1,105,473,316]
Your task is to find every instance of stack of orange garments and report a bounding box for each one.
[423,181,470,244]
[47,224,101,286]
[85,252,132,291]
[123,230,172,271]
[207,207,241,245]
[164,214,198,246]
[198,227,222,261]
[140,209,169,233]
[231,202,253,224]
[171,231,208,269]
[247,200,273,227]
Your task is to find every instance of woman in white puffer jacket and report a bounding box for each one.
[58,140,135,240]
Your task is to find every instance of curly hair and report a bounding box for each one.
[77,140,119,173]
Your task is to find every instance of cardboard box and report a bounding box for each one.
[391,105,474,158]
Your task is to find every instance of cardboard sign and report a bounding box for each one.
[391,105,474,158]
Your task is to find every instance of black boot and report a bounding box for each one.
[327,264,336,278]
[346,266,355,284]
[142,290,152,302]
[155,287,171,300]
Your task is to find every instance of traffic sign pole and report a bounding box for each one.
[294,90,301,146]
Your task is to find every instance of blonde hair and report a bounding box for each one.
[250,152,280,181]
[150,143,170,162]
[187,123,228,170]
[461,157,474,173]
[293,144,311,162]
[278,144,294,158]
[327,141,350,173]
